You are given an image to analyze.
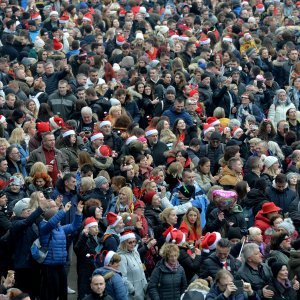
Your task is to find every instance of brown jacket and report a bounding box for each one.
[218,166,243,188]
[27,146,69,173]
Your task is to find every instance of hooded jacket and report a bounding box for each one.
[254,209,271,234]
[162,106,193,127]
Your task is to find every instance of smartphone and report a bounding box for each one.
[233,280,244,295]
[257,80,263,89]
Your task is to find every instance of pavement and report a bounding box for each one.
[68,251,78,300]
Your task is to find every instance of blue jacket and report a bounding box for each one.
[162,106,193,127]
[93,267,128,300]
[51,188,78,225]
[15,143,29,170]
[39,210,82,265]
[206,283,260,300]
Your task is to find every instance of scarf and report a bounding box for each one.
[165,260,179,272]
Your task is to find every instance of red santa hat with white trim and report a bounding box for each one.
[207,116,220,127]
[232,126,243,138]
[0,115,6,124]
[163,227,186,245]
[116,34,126,46]
[201,232,222,253]
[200,36,210,45]
[106,212,122,227]
[84,217,98,229]
[104,251,116,266]
[120,231,136,243]
[203,123,215,136]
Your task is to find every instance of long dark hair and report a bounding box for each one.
[37,103,53,121]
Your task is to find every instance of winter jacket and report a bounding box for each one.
[102,227,120,252]
[288,249,300,282]
[235,262,271,297]
[218,166,243,189]
[117,248,147,300]
[145,205,162,233]
[123,100,141,123]
[260,173,274,188]
[48,91,77,121]
[93,267,128,300]
[0,207,11,238]
[236,103,264,125]
[205,205,246,237]
[148,259,187,300]
[149,141,169,166]
[244,171,260,189]
[10,207,43,269]
[199,252,241,279]
[213,86,238,118]
[266,277,297,300]
[288,198,300,233]
[254,209,271,235]
[29,133,42,153]
[241,189,267,218]
[194,172,213,193]
[206,283,259,300]
[27,146,69,174]
[51,188,78,225]
[267,248,289,266]
[288,86,300,110]
[266,184,297,214]
[198,83,213,109]
[162,106,193,127]
[59,145,79,172]
[42,70,68,95]
[268,98,295,128]
[82,291,113,300]
[39,210,82,265]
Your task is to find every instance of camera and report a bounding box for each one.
[43,187,53,199]
[240,228,249,236]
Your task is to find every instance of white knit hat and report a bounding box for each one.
[263,156,278,168]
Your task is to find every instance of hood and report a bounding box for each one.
[271,181,288,191]
[92,156,113,169]
[242,189,268,207]
[273,59,286,67]
[127,86,143,99]
[231,204,243,213]
[273,95,292,106]
[255,210,270,223]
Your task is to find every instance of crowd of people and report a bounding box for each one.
[0,0,300,299]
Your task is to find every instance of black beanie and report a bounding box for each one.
[179,184,195,198]
[268,258,286,278]
[227,227,242,240]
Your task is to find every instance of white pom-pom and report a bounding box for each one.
[172,239,176,243]
[86,253,91,258]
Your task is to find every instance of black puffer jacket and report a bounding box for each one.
[148,259,187,300]
[198,252,241,280]
[241,188,268,217]
[144,205,162,233]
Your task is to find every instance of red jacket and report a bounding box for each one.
[254,210,270,235]
[179,221,201,243]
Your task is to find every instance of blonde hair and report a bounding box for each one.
[8,128,25,144]
[29,162,48,177]
[80,177,96,193]
[160,243,179,260]
[159,207,176,223]
[249,226,262,237]
[23,121,36,134]
[182,207,202,238]
[116,186,134,213]
[0,138,10,148]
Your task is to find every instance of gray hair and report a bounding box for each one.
[228,119,241,130]
[245,115,256,123]
[81,106,92,116]
[276,89,286,95]
[241,243,259,263]
[217,238,231,249]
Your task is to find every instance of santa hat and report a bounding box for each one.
[99,121,112,128]
[256,3,265,12]
[145,128,158,137]
[120,231,136,243]
[59,15,69,24]
[232,126,243,138]
[36,122,51,133]
[223,35,232,43]
[179,35,189,41]
[201,232,222,253]
[62,130,75,138]
[97,145,112,157]
[83,13,93,22]
[84,217,98,229]
[91,132,104,142]
[125,135,138,145]
[207,116,220,127]
[31,12,41,21]
[119,9,126,16]
[104,251,116,266]
[116,34,126,46]
[164,227,186,245]
[200,36,210,45]
[106,212,122,227]
[203,123,215,135]
[49,11,59,17]
[49,117,64,130]
[53,38,63,51]
[0,115,6,124]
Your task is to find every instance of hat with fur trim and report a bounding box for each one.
[201,232,222,252]
[106,212,122,227]
[120,231,136,243]
[84,217,98,229]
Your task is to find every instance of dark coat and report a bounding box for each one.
[266,185,297,214]
[145,205,162,233]
[213,86,238,117]
[10,207,43,269]
[123,101,141,123]
[148,259,187,300]
[266,278,297,300]
[148,141,169,166]
[199,252,241,280]
[0,207,11,238]
[235,262,272,297]
[244,171,260,189]
[83,291,113,300]
[42,70,68,95]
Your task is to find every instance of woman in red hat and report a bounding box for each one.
[254,202,282,235]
